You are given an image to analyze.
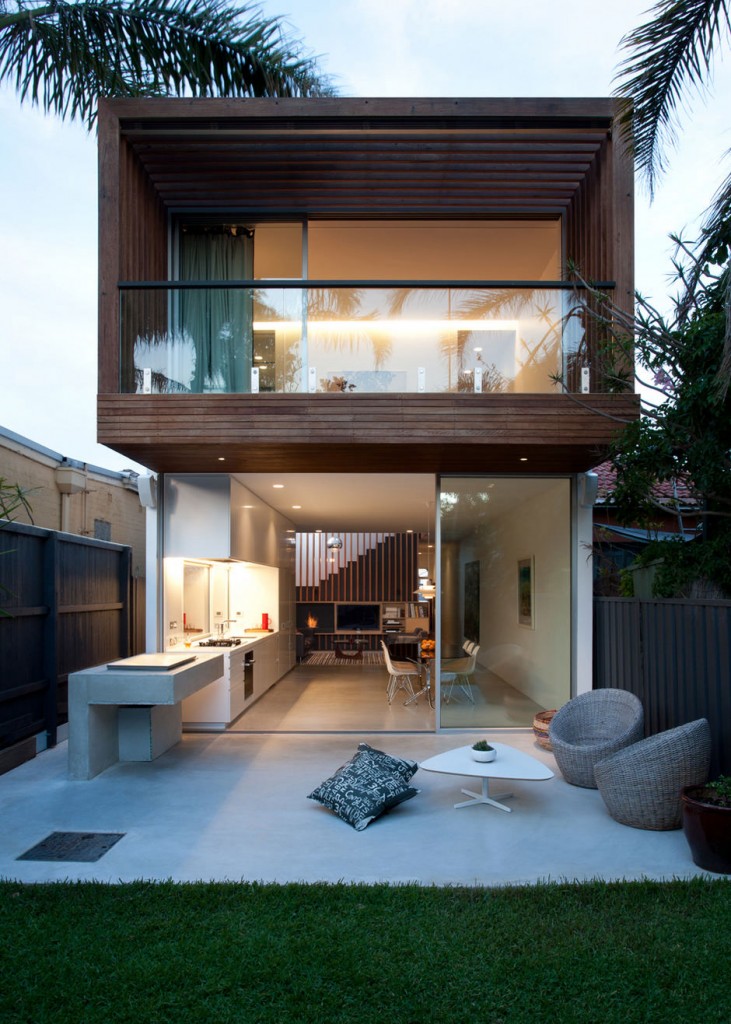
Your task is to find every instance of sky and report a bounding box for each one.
[1,0,730,472]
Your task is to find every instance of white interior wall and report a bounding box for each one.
[209,564,228,634]
[163,558,184,648]
[145,506,160,652]
[465,479,571,710]
[574,479,595,696]
[228,562,279,633]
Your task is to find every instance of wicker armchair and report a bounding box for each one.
[594,718,711,830]
[548,689,644,789]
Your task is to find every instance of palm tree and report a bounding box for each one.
[614,0,731,260]
[0,0,331,130]
[614,0,731,381]
[614,0,730,197]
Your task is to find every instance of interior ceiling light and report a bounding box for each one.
[217,457,225,461]
[273,483,284,489]
[327,536,343,549]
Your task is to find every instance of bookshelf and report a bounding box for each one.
[382,602,430,634]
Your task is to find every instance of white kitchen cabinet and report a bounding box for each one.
[253,633,280,699]
[182,645,247,728]
[278,565,296,674]
[164,474,294,565]
[181,632,288,729]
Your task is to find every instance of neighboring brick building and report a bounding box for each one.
[0,426,145,577]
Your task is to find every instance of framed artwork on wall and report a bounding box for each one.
[464,560,480,642]
[518,557,535,628]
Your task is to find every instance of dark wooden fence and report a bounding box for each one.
[0,521,137,766]
[594,597,731,776]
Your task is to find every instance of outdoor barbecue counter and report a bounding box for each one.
[68,631,283,778]
[68,651,224,780]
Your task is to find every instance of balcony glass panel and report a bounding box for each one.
[120,285,607,395]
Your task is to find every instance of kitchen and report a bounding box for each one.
[161,474,296,730]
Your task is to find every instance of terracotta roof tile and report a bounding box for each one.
[591,460,699,507]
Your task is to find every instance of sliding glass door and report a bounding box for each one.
[438,477,571,728]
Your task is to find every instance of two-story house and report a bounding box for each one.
[96,97,638,732]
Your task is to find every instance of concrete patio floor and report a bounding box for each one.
[0,730,717,886]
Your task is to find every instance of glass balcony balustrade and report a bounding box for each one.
[119,283,614,396]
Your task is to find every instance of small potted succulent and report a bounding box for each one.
[471,740,496,762]
[681,775,731,874]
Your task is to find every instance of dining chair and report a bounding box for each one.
[381,641,420,704]
[441,644,479,704]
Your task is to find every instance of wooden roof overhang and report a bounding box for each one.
[106,96,622,218]
[98,392,640,476]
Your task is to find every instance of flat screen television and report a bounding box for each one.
[336,603,381,631]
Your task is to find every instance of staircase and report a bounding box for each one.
[295,531,418,602]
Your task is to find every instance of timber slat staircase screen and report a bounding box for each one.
[296,532,418,603]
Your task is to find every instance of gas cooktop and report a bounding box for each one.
[197,638,242,647]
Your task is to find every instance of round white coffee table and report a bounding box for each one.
[419,742,554,811]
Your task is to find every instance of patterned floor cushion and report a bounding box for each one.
[308,743,419,830]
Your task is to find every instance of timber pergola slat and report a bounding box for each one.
[110,97,617,217]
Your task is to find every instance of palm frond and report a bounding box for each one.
[0,0,332,129]
[614,0,731,194]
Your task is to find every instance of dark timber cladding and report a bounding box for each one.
[97,392,640,474]
[97,96,636,471]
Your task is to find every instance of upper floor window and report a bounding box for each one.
[174,218,560,282]
[121,217,605,397]
[307,221,560,281]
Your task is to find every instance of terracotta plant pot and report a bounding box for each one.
[681,786,731,874]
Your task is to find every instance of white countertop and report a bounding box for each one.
[172,631,278,654]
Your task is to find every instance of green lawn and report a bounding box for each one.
[1,879,730,1023]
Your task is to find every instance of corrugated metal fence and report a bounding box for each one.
[0,521,139,761]
[594,598,731,776]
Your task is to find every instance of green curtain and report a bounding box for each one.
[179,230,254,393]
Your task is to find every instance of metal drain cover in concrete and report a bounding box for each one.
[17,831,126,862]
